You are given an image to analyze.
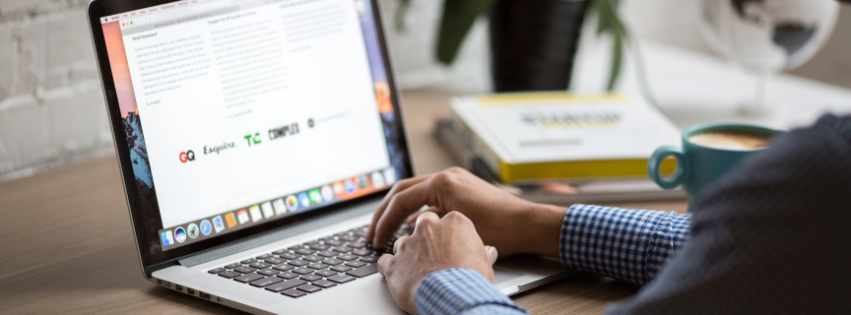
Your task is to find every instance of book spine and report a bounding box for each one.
[449,106,504,181]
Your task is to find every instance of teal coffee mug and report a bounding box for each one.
[647,123,780,209]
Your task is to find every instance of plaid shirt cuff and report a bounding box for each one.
[415,268,529,315]
[560,204,691,285]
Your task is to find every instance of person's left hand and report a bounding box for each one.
[377,211,498,314]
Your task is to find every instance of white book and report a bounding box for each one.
[449,92,681,183]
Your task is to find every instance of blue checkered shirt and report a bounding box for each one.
[415,204,692,315]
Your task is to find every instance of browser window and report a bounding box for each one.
[99,0,402,252]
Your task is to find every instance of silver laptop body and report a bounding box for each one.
[86,0,575,313]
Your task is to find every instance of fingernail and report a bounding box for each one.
[486,246,497,263]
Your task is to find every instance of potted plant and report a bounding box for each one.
[395,0,626,92]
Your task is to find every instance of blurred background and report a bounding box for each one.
[0,0,849,180]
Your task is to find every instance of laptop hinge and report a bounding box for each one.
[177,199,379,267]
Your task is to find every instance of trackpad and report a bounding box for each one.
[493,266,525,285]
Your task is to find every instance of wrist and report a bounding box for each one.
[514,203,567,258]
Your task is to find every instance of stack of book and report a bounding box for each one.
[436,92,686,204]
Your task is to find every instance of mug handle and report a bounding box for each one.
[647,146,690,189]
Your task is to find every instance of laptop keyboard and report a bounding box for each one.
[208,224,411,298]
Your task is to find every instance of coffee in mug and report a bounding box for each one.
[687,132,771,150]
[647,123,781,210]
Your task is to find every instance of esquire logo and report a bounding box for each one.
[179,150,196,163]
[204,141,236,155]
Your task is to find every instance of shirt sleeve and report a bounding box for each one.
[415,268,529,315]
[560,204,692,285]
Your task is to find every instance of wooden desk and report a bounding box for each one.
[0,90,687,314]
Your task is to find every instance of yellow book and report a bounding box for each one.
[449,92,680,183]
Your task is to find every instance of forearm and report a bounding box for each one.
[560,204,691,285]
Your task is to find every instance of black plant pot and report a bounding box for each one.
[489,0,588,92]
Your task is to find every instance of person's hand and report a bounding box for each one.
[377,211,498,314]
[367,167,567,258]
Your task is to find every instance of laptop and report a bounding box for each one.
[86,0,576,313]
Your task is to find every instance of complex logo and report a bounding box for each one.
[269,122,300,141]
[179,150,196,163]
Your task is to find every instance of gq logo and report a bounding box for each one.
[179,150,196,163]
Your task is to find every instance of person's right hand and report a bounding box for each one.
[367,167,567,258]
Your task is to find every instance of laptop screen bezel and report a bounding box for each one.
[86,0,412,275]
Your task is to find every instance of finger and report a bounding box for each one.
[367,175,430,241]
[392,235,409,255]
[485,246,498,265]
[372,179,440,247]
[377,254,393,276]
[414,211,440,232]
[405,207,442,226]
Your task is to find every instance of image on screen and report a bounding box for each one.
[99,0,405,255]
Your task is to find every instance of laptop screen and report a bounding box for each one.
[96,0,406,258]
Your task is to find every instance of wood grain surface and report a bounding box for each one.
[0,90,687,314]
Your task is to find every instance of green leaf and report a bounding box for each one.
[436,0,500,65]
[607,30,623,91]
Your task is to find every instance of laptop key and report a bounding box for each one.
[249,262,272,269]
[347,264,379,278]
[324,239,344,246]
[327,274,355,284]
[313,280,337,288]
[225,263,242,269]
[282,289,307,298]
[277,272,299,279]
[303,255,324,262]
[234,266,257,274]
[318,250,338,258]
[292,267,313,275]
[309,244,330,251]
[288,245,306,251]
[273,264,294,272]
[337,254,357,261]
[299,274,322,282]
[294,248,315,255]
[256,253,273,260]
[208,268,226,274]
[307,263,329,270]
[305,240,319,245]
[265,257,285,265]
[352,249,373,256]
[339,235,358,242]
[272,249,289,255]
[257,268,280,276]
[322,258,343,265]
[331,265,352,272]
[234,273,265,283]
[218,270,241,278]
[345,261,366,268]
[346,242,366,248]
[267,279,307,293]
[297,284,322,293]
[288,259,309,267]
[316,270,338,277]
[250,276,283,287]
[240,258,257,264]
[332,246,352,253]
[280,253,301,260]
[360,255,380,263]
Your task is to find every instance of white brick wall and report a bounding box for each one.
[0,0,111,178]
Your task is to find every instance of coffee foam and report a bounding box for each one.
[688,132,769,150]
